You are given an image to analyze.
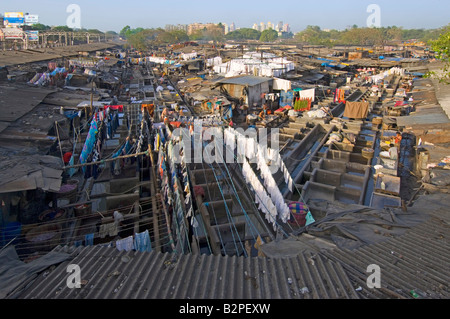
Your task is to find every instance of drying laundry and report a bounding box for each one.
[299,88,315,102]
[99,223,119,238]
[134,230,152,253]
[116,236,134,252]
[85,233,94,246]
[343,101,370,119]
[242,159,278,230]
[273,78,292,92]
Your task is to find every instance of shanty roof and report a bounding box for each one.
[0,154,63,193]
[0,84,55,124]
[13,245,358,299]
[9,193,449,300]
[216,75,272,87]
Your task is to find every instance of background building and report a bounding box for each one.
[276,21,283,32]
[165,24,188,32]
[259,22,265,32]
[187,22,218,35]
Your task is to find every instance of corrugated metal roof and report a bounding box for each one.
[217,76,272,87]
[14,245,359,299]
[12,195,450,300]
[322,208,450,299]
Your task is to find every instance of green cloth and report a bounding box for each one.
[305,211,316,226]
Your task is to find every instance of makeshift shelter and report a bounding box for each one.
[214,75,272,107]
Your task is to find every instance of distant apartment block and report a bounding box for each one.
[187,22,219,35]
[165,24,188,32]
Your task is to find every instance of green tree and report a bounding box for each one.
[52,25,73,32]
[426,29,450,84]
[170,30,189,43]
[127,31,148,50]
[260,28,278,42]
[386,26,403,42]
[86,29,104,34]
[30,23,50,31]
[294,25,333,47]
[120,25,131,38]
[225,28,261,40]
[340,27,385,46]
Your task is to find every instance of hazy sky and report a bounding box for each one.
[1,0,449,33]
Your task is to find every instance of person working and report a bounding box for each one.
[258,104,269,120]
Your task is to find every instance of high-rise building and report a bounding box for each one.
[260,22,265,32]
[165,24,188,32]
[282,23,291,33]
[178,24,188,33]
[277,21,283,32]
[252,23,259,31]
[223,23,229,35]
[187,22,218,35]
[229,22,236,32]
[267,21,273,30]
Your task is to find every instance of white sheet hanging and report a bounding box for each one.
[299,88,316,102]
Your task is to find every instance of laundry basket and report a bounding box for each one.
[288,202,308,226]
[25,223,62,252]
[55,179,79,202]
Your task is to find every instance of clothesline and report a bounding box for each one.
[63,150,149,169]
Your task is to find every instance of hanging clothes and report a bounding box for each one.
[134,230,152,252]
[334,89,346,103]
[299,88,315,102]
[343,101,370,119]
[237,133,247,160]
[99,223,119,238]
[256,146,290,224]
[245,136,257,160]
[242,159,278,230]
[116,236,134,252]
[84,233,94,246]
[74,239,83,247]
[305,211,316,226]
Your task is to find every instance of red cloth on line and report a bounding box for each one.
[63,152,72,164]
[194,186,205,198]
[105,105,124,112]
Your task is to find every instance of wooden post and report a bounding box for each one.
[55,121,65,164]
[90,80,94,115]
